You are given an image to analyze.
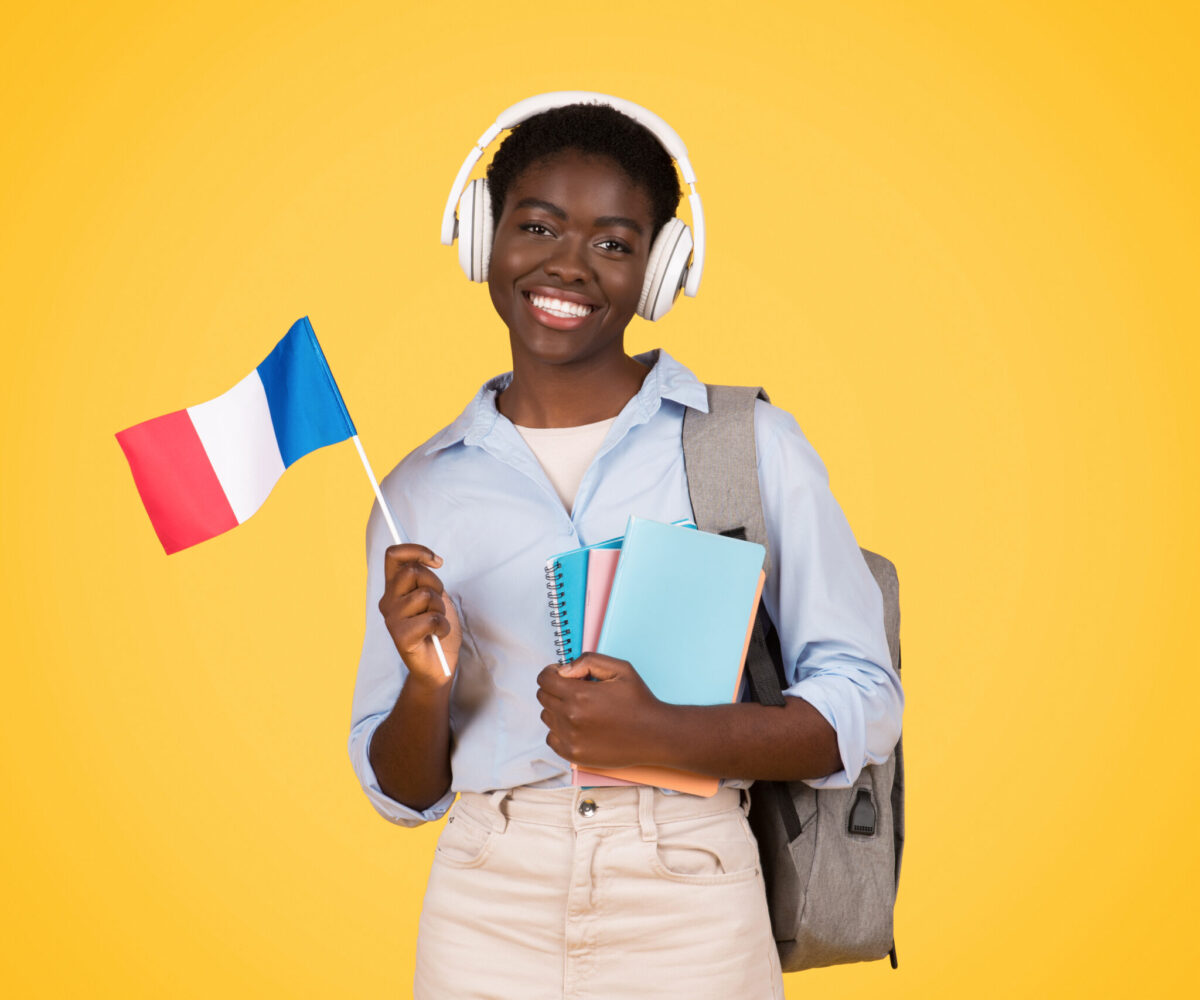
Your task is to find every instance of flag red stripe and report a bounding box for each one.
[116,409,239,554]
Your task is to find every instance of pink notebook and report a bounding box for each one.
[572,548,633,787]
[581,548,621,652]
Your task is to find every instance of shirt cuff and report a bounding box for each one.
[348,718,455,827]
[785,674,868,790]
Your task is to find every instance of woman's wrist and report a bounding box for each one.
[403,663,455,697]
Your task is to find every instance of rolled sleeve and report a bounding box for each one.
[785,649,904,788]
[348,715,455,826]
[755,400,904,789]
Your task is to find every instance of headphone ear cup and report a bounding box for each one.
[456,178,494,282]
[637,218,692,321]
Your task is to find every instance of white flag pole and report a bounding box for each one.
[352,434,452,678]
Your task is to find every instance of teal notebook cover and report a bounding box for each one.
[596,516,766,705]
[544,535,623,663]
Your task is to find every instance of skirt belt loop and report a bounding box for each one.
[636,786,656,842]
[486,788,510,833]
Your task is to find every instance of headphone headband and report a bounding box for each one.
[439,91,705,298]
[493,92,697,183]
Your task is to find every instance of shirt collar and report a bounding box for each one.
[423,349,709,455]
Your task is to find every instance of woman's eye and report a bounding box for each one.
[520,223,553,236]
[597,239,631,254]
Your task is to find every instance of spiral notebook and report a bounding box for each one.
[543,534,624,664]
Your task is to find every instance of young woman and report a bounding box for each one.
[349,96,903,998]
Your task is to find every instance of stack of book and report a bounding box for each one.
[544,516,766,796]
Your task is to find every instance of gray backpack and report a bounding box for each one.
[682,385,904,972]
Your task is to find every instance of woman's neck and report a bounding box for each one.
[497,351,650,429]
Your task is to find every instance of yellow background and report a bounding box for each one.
[2,2,1196,995]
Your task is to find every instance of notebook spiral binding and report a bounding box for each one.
[544,558,572,665]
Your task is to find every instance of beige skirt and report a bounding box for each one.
[414,784,784,999]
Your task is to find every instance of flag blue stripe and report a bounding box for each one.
[256,317,357,468]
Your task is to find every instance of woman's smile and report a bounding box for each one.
[522,286,599,329]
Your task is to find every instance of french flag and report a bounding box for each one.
[116,317,356,554]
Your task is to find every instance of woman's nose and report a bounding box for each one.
[544,237,590,284]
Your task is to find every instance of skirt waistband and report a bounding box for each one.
[455,784,744,833]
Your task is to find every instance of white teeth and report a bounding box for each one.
[530,293,593,319]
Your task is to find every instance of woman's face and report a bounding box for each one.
[487,150,655,370]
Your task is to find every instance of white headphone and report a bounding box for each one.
[440,91,706,322]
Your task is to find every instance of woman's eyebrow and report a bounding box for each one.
[594,215,645,235]
[514,197,645,236]
[515,197,566,219]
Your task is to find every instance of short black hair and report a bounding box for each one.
[486,103,682,239]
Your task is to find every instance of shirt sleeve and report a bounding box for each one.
[754,401,904,789]
[346,493,455,827]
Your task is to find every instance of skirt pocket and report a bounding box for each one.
[646,808,761,886]
[433,799,498,869]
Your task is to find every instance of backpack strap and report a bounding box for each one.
[681,385,772,576]
[682,384,786,708]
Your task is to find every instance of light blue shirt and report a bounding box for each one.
[348,350,904,826]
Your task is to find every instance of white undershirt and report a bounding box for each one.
[514,417,618,513]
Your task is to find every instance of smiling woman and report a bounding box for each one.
[346,94,902,998]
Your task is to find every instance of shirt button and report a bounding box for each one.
[578,798,597,817]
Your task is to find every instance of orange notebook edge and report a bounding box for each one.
[575,568,767,797]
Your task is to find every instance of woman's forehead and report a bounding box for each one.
[505,151,654,221]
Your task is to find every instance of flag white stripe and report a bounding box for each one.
[187,370,286,524]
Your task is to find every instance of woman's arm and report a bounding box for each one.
[367,544,462,811]
[537,655,841,781]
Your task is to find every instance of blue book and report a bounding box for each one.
[597,516,766,705]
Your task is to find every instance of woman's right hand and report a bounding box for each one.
[378,543,461,684]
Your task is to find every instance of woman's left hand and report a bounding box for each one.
[536,654,670,769]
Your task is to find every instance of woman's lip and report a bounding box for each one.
[523,291,597,331]
[522,285,598,308]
